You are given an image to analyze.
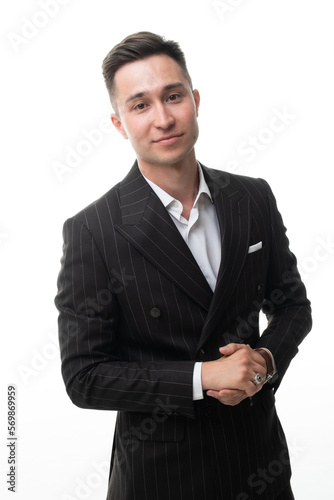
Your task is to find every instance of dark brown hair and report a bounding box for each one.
[102,31,193,112]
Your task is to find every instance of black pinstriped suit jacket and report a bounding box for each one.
[55,162,311,500]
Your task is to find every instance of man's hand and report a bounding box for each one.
[201,344,267,406]
[207,388,248,406]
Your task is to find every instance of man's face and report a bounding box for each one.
[111,54,200,171]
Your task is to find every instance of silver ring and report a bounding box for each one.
[253,373,264,386]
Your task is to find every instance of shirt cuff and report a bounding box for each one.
[193,362,204,400]
[260,348,277,382]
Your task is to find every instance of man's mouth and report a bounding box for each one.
[154,133,183,145]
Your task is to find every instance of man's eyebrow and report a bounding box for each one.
[164,82,186,92]
[125,82,186,105]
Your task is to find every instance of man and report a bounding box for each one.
[55,32,311,500]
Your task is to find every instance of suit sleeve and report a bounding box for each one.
[255,179,312,390]
[55,217,196,418]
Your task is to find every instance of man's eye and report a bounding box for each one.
[168,94,180,102]
[134,103,146,111]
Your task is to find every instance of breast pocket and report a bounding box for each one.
[248,241,263,254]
[244,241,267,282]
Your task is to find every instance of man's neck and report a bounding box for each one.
[138,153,199,219]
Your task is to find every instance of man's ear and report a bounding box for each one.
[193,89,200,117]
[111,113,128,140]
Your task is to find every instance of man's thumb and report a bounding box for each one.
[219,343,248,356]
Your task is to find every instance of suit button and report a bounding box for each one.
[150,307,161,318]
[198,349,206,360]
[205,407,215,418]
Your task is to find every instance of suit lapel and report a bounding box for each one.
[197,167,251,349]
[114,162,251,333]
[115,162,213,312]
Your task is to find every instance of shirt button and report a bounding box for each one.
[150,307,161,318]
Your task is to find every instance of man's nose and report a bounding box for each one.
[153,103,175,129]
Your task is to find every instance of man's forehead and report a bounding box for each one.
[114,55,189,101]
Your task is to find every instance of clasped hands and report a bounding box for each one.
[201,343,268,406]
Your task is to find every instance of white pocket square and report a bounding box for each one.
[248,241,262,254]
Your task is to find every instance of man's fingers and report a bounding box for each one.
[217,388,244,397]
[207,388,248,406]
[219,343,249,356]
[202,344,267,394]
[219,344,267,374]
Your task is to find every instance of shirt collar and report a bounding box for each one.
[143,162,213,209]
[195,163,213,204]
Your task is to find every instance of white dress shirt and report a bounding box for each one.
[144,165,221,292]
[143,164,275,401]
[143,164,220,400]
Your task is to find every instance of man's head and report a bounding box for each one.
[102,32,200,174]
[102,31,193,114]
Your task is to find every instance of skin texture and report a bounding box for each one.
[203,344,267,406]
[110,55,268,405]
[111,54,200,220]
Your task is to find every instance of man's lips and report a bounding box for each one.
[153,133,183,144]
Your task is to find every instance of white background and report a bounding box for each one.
[1,0,333,498]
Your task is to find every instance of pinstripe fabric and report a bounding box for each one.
[55,161,311,499]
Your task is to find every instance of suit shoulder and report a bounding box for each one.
[64,163,140,228]
[229,172,271,195]
[63,183,121,229]
[202,164,271,198]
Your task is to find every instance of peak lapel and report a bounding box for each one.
[115,163,213,312]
